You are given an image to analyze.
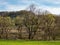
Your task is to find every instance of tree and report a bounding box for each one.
[15,16,24,39]
[0,16,14,39]
[44,14,56,40]
[26,4,36,13]
[24,14,39,39]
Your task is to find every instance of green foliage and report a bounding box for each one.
[0,9,60,40]
[0,16,14,28]
[15,16,24,26]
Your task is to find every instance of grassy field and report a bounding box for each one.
[0,40,60,45]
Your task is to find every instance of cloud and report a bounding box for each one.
[0,0,37,11]
[43,0,60,4]
[0,0,7,5]
[29,0,60,5]
[5,5,26,11]
[0,0,60,14]
[0,0,27,11]
[38,5,60,14]
[47,8,60,14]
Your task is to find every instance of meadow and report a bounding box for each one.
[0,40,60,45]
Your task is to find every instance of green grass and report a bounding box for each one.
[0,40,60,45]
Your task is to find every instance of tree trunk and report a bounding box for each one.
[28,26,32,39]
[18,26,22,39]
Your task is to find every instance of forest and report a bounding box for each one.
[0,4,60,41]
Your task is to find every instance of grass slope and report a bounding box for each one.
[0,40,60,45]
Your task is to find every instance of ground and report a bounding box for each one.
[0,40,60,45]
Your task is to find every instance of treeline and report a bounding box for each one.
[0,4,60,40]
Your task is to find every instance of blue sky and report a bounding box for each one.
[0,0,60,14]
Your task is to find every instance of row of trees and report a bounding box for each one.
[0,13,57,40]
[0,4,59,40]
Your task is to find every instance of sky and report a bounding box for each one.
[0,0,60,14]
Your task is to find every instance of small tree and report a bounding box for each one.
[24,14,39,39]
[0,16,14,39]
[44,14,56,40]
[15,16,24,39]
